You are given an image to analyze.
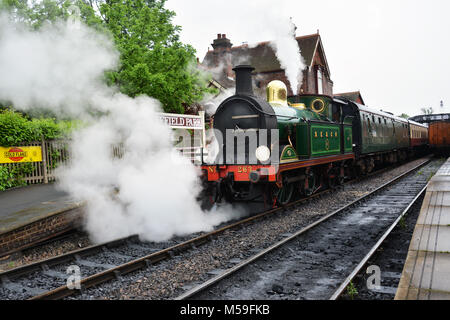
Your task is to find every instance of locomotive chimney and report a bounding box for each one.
[233,65,255,96]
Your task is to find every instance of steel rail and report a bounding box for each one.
[175,158,432,300]
[0,235,138,280]
[328,183,429,300]
[0,156,430,300]
[2,156,427,260]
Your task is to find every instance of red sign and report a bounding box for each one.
[5,147,26,162]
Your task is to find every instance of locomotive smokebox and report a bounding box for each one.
[233,65,255,96]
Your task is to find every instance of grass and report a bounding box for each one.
[346,281,358,300]
[399,215,407,230]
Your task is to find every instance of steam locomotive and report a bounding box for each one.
[201,65,428,210]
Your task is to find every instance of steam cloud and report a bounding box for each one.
[241,14,305,95]
[267,18,305,95]
[0,14,243,243]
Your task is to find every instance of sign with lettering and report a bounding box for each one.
[0,146,42,163]
[160,113,203,129]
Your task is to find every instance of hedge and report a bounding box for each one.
[0,109,75,146]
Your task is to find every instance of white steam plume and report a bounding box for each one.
[267,18,305,95]
[203,4,305,95]
[0,14,244,243]
[201,87,234,115]
[0,16,117,116]
[244,16,305,95]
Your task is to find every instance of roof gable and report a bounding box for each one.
[202,33,326,74]
[334,91,365,105]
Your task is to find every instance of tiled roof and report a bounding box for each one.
[334,91,365,105]
[202,33,322,82]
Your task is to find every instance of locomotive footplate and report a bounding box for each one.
[202,165,278,183]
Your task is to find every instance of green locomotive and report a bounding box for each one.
[267,80,353,162]
[202,65,427,209]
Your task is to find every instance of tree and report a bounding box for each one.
[1,0,215,114]
[398,113,410,119]
[421,107,434,115]
[92,0,215,113]
[1,0,73,28]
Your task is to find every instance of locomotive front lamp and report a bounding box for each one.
[255,145,271,162]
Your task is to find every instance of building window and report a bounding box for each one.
[317,67,323,94]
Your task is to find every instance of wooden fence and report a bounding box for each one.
[2,136,205,186]
[1,140,70,184]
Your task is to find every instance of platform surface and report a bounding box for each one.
[0,184,79,234]
[396,158,450,299]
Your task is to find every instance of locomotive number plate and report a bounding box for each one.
[237,166,253,173]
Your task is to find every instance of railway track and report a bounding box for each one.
[331,183,427,300]
[175,158,440,300]
[1,158,403,263]
[328,184,428,300]
[0,157,434,300]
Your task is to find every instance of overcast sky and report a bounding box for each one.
[166,0,450,117]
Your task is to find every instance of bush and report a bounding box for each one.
[0,110,76,146]
[0,165,27,191]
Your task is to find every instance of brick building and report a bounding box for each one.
[201,32,333,98]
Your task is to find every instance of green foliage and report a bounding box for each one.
[398,113,410,119]
[0,165,28,190]
[1,0,216,114]
[0,0,73,29]
[0,166,14,190]
[0,109,36,146]
[95,0,215,113]
[346,281,358,300]
[399,215,407,230]
[0,109,75,146]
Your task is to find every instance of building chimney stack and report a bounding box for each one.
[211,33,233,51]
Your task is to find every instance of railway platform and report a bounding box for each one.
[396,157,450,299]
[0,184,82,257]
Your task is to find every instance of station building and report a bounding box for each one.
[201,32,333,98]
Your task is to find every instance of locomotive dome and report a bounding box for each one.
[266,80,288,107]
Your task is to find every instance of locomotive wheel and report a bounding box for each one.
[273,182,295,206]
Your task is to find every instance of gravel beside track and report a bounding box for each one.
[0,232,91,273]
[73,157,438,300]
